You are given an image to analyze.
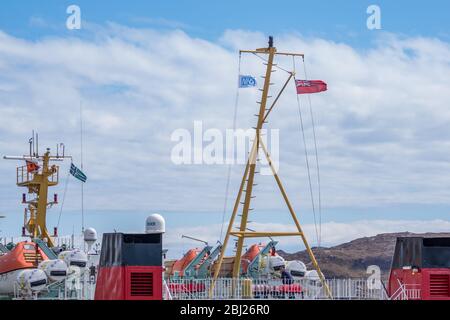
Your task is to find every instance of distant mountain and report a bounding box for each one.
[278,232,450,280]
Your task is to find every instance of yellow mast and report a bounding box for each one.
[211,37,332,298]
[20,150,58,247]
[5,135,70,248]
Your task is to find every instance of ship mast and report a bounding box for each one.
[211,37,332,298]
[4,133,71,248]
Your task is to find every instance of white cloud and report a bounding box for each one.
[0,26,449,237]
[164,219,450,258]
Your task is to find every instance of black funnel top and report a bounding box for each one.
[392,237,450,269]
[99,233,163,267]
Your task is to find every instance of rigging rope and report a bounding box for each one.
[302,56,323,247]
[252,53,291,74]
[220,52,323,248]
[292,56,320,247]
[220,52,242,243]
[80,101,85,234]
[57,170,71,229]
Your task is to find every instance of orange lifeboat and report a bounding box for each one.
[171,248,201,277]
[241,244,264,274]
[0,241,49,275]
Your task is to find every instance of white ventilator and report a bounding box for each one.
[16,269,47,294]
[38,259,68,282]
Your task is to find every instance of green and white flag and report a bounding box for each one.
[70,163,87,183]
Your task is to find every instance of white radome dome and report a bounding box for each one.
[145,214,165,234]
[84,227,98,243]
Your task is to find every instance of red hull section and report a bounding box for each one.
[389,268,450,300]
[0,241,48,275]
[95,266,125,300]
[94,232,164,300]
[388,237,450,300]
[95,266,163,300]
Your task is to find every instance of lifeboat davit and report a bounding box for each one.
[0,241,50,295]
[241,244,271,274]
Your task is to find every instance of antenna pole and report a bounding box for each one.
[80,101,85,235]
[29,136,32,157]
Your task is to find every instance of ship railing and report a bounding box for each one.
[165,277,386,300]
[390,282,421,300]
[13,269,96,300]
[17,165,35,184]
[16,165,59,185]
[163,279,173,300]
[58,270,96,300]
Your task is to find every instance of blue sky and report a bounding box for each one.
[1,0,449,44]
[0,1,449,257]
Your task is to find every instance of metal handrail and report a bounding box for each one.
[16,165,59,185]
[165,277,386,300]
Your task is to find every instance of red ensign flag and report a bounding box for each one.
[295,80,327,94]
[26,160,40,173]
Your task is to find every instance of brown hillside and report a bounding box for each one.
[278,232,450,280]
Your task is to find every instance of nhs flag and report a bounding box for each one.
[239,75,257,88]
